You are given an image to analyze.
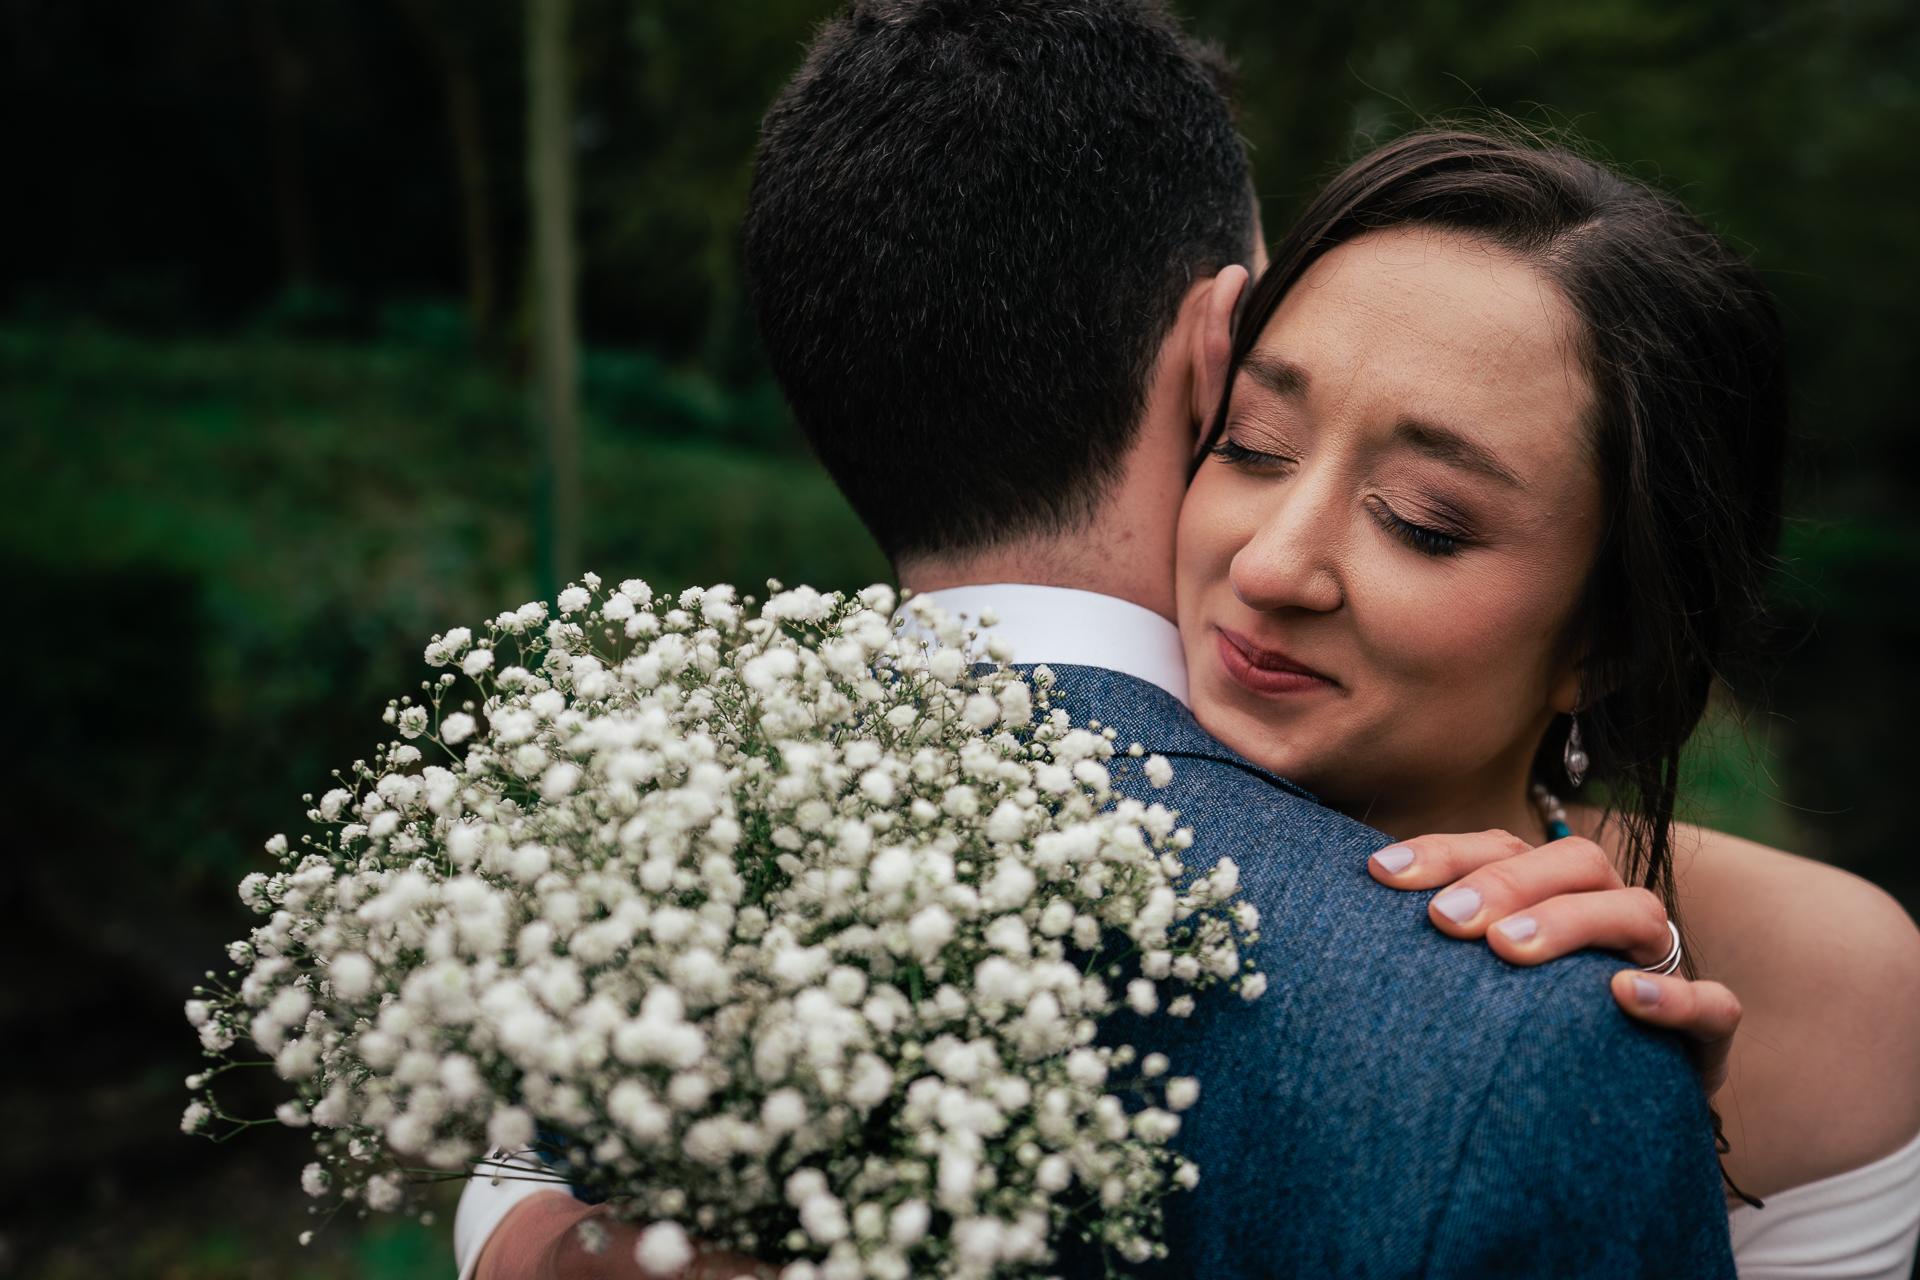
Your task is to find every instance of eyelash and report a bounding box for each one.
[1369,500,1464,559]
[1209,437,1294,472]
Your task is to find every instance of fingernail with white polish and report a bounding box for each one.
[1432,887,1482,924]
[1372,845,1416,874]
[1632,977,1661,1006]
[1494,915,1537,942]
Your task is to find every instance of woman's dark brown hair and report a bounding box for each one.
[1214,127,1788,933]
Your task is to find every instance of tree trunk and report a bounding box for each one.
[249,0,314,287]
[525,0,579,596]
[392,0,498,329]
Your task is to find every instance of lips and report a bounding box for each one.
[1215,627,1336,697]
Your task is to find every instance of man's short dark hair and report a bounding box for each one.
[743,0,1253,564]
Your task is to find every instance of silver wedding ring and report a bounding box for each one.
[1640,921,1683,976]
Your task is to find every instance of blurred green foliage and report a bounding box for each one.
[0,321,883,884]
[3,0,1917,1273]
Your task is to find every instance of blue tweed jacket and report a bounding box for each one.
[1041,664,1735,1280]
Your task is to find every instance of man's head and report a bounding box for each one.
[744,0,1254,572]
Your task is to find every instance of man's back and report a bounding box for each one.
[1042,664,1735,1278]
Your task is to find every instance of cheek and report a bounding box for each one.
[1175,469,1255,610]
[1351,546,1581,711]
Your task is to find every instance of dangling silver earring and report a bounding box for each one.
[1563,709,1589,789]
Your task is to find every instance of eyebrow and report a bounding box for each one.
[1393,419,1524,488]
[1240,353,1310,399]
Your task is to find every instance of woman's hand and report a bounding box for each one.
[1368,830,1743,1093]
[475,1193,773,1280]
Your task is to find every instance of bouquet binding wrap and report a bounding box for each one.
[183,578,1266,1279]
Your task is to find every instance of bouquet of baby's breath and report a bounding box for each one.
[183,577,1265,1280]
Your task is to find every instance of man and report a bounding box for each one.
[458,1,1741,1274]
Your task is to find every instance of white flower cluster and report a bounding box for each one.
[185,578,1263,1279]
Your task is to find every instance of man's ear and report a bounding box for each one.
[1189,265,1249,460]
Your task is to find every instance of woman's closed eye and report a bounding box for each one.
[1366,496,1468,558]
[1209,435,1297,475]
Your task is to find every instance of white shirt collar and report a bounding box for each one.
[911,583,1190,707]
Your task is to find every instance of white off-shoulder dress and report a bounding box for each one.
[449,1130,1920,1280]
[1728,1126,1920,1279]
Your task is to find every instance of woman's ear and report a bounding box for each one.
[1551,650,1624,715]
[1190,265,1248,460]
[1552,636,1627,715]
[1549,675,1582,716]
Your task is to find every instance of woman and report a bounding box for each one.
[1176,128,1920,1277]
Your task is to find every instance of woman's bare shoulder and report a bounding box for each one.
[1678,822,1920,1187]
[1676,822,1920,996]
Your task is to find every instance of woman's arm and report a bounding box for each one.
[474,1193,771,1280]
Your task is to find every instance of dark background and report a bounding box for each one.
[3,0,1915,1275]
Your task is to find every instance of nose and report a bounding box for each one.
[1227,475,1346,616]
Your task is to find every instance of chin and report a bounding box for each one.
[1191,684,1321,781]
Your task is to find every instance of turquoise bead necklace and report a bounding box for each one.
[1531,782,1573,842]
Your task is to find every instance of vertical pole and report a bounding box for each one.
[526,0,579,597]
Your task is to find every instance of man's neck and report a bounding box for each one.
[898,526,1178,623]
[898,545,1167,621]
